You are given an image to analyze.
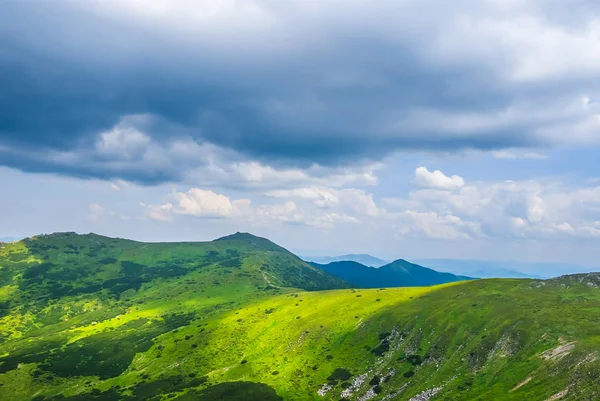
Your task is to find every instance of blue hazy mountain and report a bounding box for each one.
[309,259,472,288]
[302,254,388,268]
[0,237,20,243]
[412,259,597,279]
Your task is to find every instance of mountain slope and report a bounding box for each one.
[1,233,599,401]
[0,232,350,353]
[311,259,472,288]
[303,254,388,268]
[2,273,600,401]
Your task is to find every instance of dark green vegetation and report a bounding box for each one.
[1,233,600,400]
[310,259,472,288]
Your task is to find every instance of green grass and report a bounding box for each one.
[1,233,600,400]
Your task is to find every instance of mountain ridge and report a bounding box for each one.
[302,254,389,268]
[310,258,472,288]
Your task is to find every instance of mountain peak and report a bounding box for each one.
[213,232,283,250]
[214,232,263,242]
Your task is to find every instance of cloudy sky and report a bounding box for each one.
[2,0,600,265]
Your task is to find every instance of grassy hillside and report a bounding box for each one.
[1,233,599,401]
[0,231,348,318]
[311,259,472,288]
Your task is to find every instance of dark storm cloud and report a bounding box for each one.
[1,0,599,184]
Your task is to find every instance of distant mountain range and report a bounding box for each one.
[309,259,472,288]
[413,258,597,279]
[303,253,594,279]
[302,254,388,267]
[0,237,20,243]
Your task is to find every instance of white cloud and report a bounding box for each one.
[110,179,131,191]
[214,162,379,189]
[139,166,600,242]
[251,201,358,229]
[143,184,368,230]
[414,167,465,191]
[174,189,233,217]
[96,124,152,159]
[172,188,250,218]
[387,174,600,240]
[88,203,105,222]
[254,201,302,224]
[266,187,340,207]
[492,150,547,160]
[266,187,382,216]
[146,203,174,222]
[143,188,251,221]
[395,210,479,240]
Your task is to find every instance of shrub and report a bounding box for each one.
[327,368,353,383]
[371,340,390,356]
[406,355,423,366]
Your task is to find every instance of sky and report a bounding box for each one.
[2,1,600,267]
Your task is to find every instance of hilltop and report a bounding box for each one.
[310,259,472,288]
[0,233,599,400]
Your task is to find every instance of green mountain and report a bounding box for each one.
[310,259,472,288]
[303,254,389,268]
[1,233,600,401]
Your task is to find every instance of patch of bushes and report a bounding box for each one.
[406,355,423,366]
[132,375,207,399]
[327,368,353,384]
[220,258,242,268]
[175,382,283,401]
[371,340,390,356]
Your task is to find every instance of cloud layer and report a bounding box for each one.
[137,165,600,244]
[2,1,600,183]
